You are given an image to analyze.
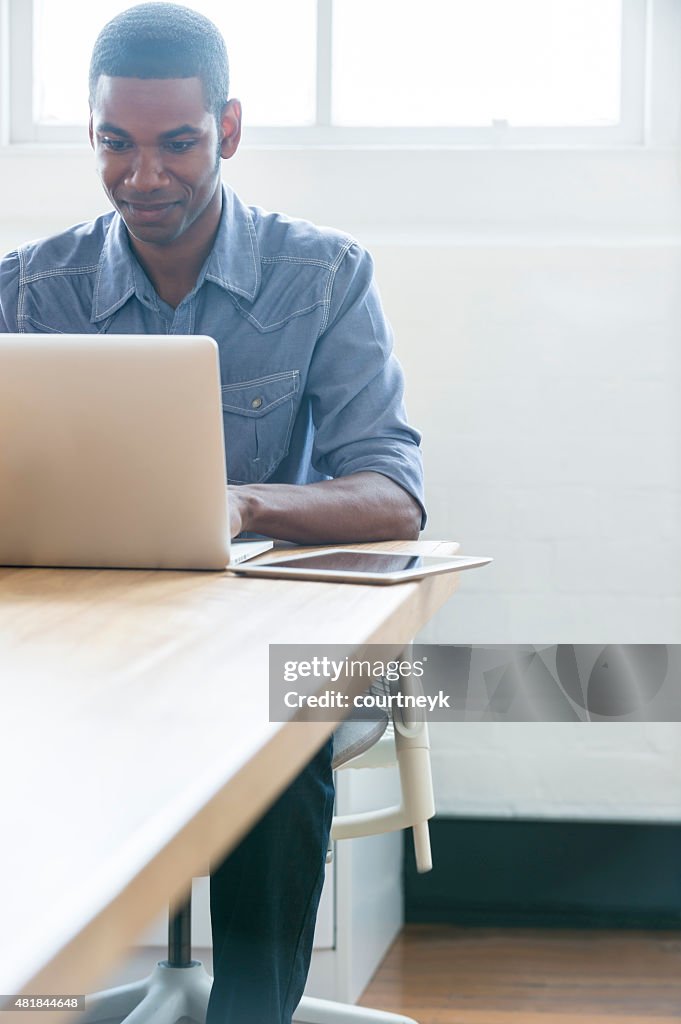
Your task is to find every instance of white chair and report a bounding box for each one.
[81,668,435,1024]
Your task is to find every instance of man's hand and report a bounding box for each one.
[228,486,249,539]
[228,471,422,544]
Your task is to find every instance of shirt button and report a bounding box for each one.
[251,396,263,409]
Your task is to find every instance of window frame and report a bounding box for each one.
[0,0,676,149]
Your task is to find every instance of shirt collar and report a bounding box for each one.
[91,185,261,323]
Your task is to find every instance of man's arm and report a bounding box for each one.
[229,471,422,544]
[229,241,425,544]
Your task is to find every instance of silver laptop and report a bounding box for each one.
[0,334,272,570]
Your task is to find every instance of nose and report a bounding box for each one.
[125,146,170,192]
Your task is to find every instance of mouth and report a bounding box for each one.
[121,201,180,223]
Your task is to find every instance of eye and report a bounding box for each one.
[99,137,131,152]
[165,140,197,153]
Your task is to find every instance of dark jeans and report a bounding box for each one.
[206,736,335,1024]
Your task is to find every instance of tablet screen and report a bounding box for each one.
[261,551,456,573]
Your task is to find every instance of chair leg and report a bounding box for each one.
[82,961,213,1024]
[294,995,418,1024]
[81,977,151,1023]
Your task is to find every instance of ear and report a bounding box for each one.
[218,99,242,161]
[88,110,95,150]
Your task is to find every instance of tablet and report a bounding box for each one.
[229,548,492,584]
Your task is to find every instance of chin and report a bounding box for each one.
[124,221,181,246]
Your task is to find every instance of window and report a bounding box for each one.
[332,0,623,128]
[32,0,317,128]
[0,0,662,146]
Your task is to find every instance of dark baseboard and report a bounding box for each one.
[405,817,681,929]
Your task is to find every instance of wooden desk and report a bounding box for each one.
[0,540,460,1023]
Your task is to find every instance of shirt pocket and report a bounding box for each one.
[221,370,300,484]
[21,316,65,334]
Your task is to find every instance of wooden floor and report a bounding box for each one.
[358,925,681,1023]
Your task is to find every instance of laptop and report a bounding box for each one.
[0,334,272,570]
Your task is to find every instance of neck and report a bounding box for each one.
[128,185,223,309]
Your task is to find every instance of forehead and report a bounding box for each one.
[92,75,212,132]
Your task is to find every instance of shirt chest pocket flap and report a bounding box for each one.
[221,370,300,484]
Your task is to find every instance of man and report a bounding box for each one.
[0,4,424,1021]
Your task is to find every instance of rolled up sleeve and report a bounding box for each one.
[308,242,426,527]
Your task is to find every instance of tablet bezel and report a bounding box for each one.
[229,548,492,584]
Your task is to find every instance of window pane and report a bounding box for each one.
[332,0,621,127]
[34,0,316,127]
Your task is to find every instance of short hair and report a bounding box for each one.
[89,3,229,123]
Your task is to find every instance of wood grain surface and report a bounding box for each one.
[359,924,681,1022]
[0,540,465,1022]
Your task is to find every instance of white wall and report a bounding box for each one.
[1,143,680,822]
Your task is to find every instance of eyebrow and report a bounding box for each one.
[95,123,132,138]
[95,123,202,139]
[159,124,202,139]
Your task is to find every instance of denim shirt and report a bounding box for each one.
[0,185,424,521]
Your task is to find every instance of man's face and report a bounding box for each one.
[89,75,240,246]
